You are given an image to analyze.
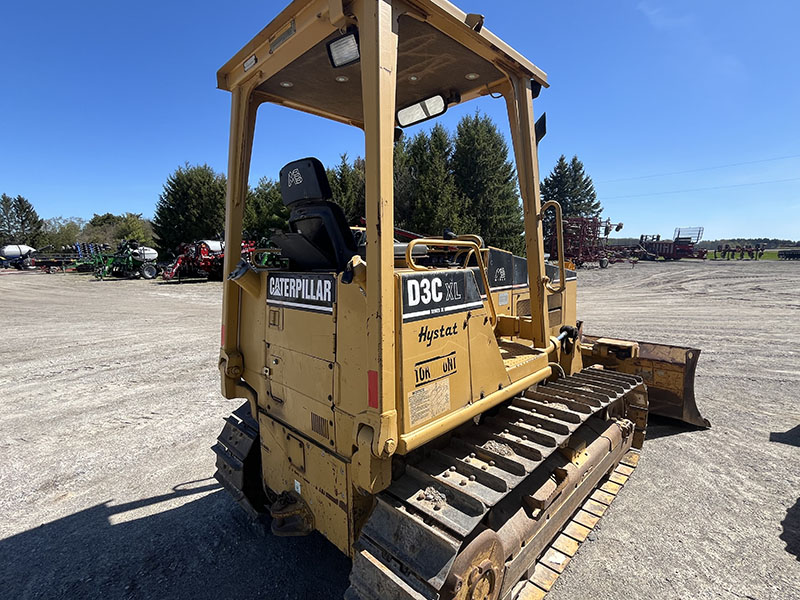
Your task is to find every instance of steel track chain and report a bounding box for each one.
[346,368,645,600]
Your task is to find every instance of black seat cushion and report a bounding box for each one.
[274,158,357,272]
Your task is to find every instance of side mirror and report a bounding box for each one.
[397,95,446,127]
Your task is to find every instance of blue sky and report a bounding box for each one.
[2,1,798,240]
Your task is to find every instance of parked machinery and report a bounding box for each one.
[778,248,800,260]
[1,245,39,270]
[94,240,159,279]
[162,240,226,281]
[547,216,624,268]
[20,244,110,274]
[212,3,709,599]
[162,240,259,281]
[0,244,37,260]
[636,227,707,261]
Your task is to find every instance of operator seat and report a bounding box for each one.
[272,157,357,272]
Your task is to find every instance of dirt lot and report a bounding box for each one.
[1,261,798,599]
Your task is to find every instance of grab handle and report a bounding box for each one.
[540,200,566,293]
[405,239,497,329]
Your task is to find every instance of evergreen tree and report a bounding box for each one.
[327,154,366,225]
[452,113,523,254]
[245,177,289,239]
[398,124,471,236]
[540,155,600,247]
[393,136,415,230]
[0,194,44,246]
[13,196,44,246]
[540,155,600,218]
[0,194,15,245]
[152,164,226,253]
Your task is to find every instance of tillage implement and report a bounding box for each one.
[212,2,709,598]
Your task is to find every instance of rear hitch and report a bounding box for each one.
[269,491,315,537]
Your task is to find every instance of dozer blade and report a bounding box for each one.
[581,335,710,428]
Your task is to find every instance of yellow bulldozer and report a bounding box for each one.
[213,2,709,598]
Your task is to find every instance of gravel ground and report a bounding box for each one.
[0,261,797,599]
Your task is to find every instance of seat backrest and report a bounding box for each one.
[273,157,357,272]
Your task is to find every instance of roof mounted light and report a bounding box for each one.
[326,28,360,68]
[397,95,447,128]
[243,55,257,72]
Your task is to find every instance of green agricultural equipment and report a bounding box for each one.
[94,240,158,280]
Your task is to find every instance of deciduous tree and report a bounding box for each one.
[115,213,154,245]
[41,217,85,250]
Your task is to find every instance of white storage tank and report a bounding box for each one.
[0,244,36,258]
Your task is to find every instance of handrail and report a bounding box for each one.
[455,233,484,248]
[405,238,497,329]
[540,200,566,293]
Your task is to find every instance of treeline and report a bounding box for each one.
[151,113,528,255]
[608,236,798,249]
[5,112,605,259]
[152,165,286,256]
[0,193,153,249]
[697,238,798,249]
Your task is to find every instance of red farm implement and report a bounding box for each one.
[162,240,257,282]
[547,216,625,268]
[637,227,707,261]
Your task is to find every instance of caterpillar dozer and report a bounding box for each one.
[213,2,709,598]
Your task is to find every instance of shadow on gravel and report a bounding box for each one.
[781,498,800,561]
[770,424,800,447]
[644,414,706,440]
[0,479,349,600]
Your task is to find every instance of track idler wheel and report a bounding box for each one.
[443,530,505,600]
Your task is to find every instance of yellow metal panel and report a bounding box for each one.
[239,272,267,388]
[258,412,351,553]
[335,277,369,419]
[265,387,335,449]
[467,315,511,398]
[399,312,471,432]
[266,344,334,404]
[264,305,336,362]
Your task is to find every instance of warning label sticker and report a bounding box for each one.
[408,378,451,427]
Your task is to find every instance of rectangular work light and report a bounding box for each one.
[326,30,360,68]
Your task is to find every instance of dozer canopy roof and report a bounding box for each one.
[217,0,548,127]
